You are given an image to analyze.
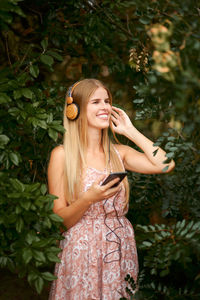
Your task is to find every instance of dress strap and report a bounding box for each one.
[112,145,125,171]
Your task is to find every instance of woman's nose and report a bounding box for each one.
[100,101,108,109]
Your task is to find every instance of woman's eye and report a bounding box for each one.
[105,99,111,104]
[91,99,110,104]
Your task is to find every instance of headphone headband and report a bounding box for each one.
[66,81,80,104]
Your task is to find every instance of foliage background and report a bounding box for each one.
[0,0,200,299]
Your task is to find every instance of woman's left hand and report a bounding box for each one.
[111,106,134,135]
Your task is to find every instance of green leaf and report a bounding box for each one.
[15,205,22,214]
[7,214,17,224]
[185,229,196,239]
[50,123,65,132]
[176,220,186,234]
[26,232,35,245]
[151,268,157,275]
[43,217,52,228]
[46,50,63,61]
[31,117,40,128]
[22,248,32,264]
[160,269,170,277]
[8,107,20,117]
[13,90,22,99]
[10,178,25,192]
[163,158,171,164]
[46,252,61,263]
[0,11,13,24]
[0,134,10,147]
[26,182,40,193]
[9,152,20,166]
[48,246,62,254]
[0,93,11,104]
[40,184,47,195]
[166,152,174,158]
[32,250,46,262]
[133,98,144,104]
[30,65,39,78]
[48,128,58,141]
[32,239,50,248]
[35,261,44,268]
[44,200,54,212]
[1,2,25,18]
[153,148,158,156]
[169,147,178,151]
[153,142,161,147]
[20,200,31,210]
[179,227,189,237]
[34,276,44,294]
[163,132,170,137]
[22,88,33,99]
[27,271,38,285]
[37,119,47,129]
[49,214,63,222]
[41,39,48,50]
[162,166,169,172]
[139,17,150,25]
[155,233,163,241]
[167,137,176,141]
[142,241,152,247]
[0,257,7,267]
[41,271,57,281]
[16,217,24,233]
[40,54,54,66]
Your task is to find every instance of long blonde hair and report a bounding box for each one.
[63,79,129,208]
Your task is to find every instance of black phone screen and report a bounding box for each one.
[101,172,127,188]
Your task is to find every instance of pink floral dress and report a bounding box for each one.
[49,155,138,300]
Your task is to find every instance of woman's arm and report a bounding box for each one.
[48,146,121,229]
[111,106,175,174]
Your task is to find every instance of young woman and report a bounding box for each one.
[48,78,175,300]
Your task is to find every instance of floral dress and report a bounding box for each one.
[49,154,138,300]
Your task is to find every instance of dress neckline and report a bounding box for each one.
[87,166,107,173]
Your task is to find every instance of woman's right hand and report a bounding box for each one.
[83,175,121,205]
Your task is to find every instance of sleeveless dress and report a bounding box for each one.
[49,152,139,300]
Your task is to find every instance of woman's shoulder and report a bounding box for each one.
[112,143,126,161]
[50,145,65,162]
[48,145,65,175]
[113,143,135,161]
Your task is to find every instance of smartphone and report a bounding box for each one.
[101,171,127,188]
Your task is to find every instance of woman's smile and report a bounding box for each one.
[96,112,109,120]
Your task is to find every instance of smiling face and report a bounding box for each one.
[86,87,112,130]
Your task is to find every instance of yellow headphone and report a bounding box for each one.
[65,81,80,120]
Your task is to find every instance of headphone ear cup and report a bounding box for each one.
[66,103,80,120]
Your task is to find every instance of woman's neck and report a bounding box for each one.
[87,128,103,154]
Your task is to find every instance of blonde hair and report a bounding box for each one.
[63,79,129,208]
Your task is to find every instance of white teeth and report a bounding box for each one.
[97,114,108,119]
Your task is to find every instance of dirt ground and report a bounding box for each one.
[0,269,50,300]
